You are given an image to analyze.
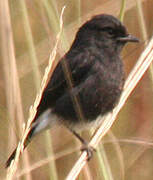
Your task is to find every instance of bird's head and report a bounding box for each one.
[73,14,139,53]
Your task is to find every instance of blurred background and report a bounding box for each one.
[0,0,153,179]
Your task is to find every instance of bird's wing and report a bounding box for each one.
[46,48,94,92]
[36,49,93,118]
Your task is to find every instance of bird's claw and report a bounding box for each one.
[81,144,96,161]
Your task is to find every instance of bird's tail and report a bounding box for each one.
[6,109,56,168]
[5,127,35,168]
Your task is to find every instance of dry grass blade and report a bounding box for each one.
[6,6,66,180]
[0,0,30,179]
[66,37,153,180]
[16,147,79,178]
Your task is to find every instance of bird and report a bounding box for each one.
[6,14,139,168]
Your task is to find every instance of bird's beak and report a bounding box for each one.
[117,34,139,43]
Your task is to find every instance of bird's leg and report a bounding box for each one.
[70,129,96,161]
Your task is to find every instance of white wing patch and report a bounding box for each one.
[32,109,59,136]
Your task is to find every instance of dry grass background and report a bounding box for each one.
[0,0,153,179]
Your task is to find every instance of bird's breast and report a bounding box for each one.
[78,58,125,121]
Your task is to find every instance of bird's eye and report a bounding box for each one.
[103,27,114,36]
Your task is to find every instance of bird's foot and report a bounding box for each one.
[81,143,96,161]
[70,129,96,160]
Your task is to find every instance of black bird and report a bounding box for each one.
[6,14,139,167]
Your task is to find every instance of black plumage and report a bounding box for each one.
[6,14,139,167]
